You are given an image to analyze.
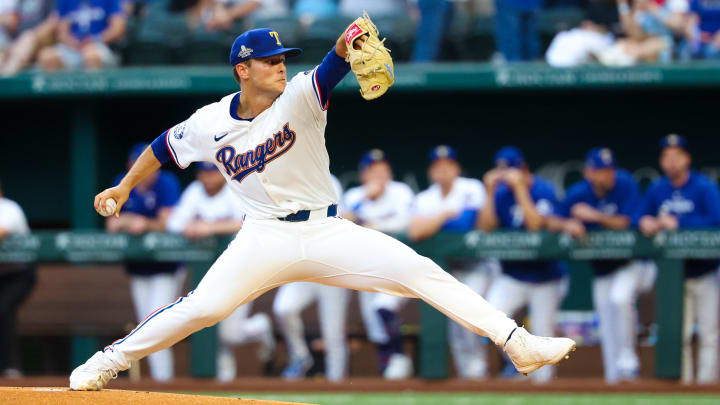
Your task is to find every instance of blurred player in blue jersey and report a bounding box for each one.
[343,149,415,379]
[410,145,500,379]
[561,147,654,383]
[106,143,182,381]
[479,146,568,383]
[637,135,720,384]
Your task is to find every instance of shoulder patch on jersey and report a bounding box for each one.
[172,121,187,140]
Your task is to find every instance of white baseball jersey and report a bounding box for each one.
[343,181,414,233]
[0,197,30,235]
[165,71,336,220]
[166,182,245,233]
[413,177,486,220]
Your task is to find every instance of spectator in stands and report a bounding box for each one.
[37,0,125,71]
[493,0,542,61]
[637,134,720,384]
[560,147,654,383]
[410,0,454,62]
[106,143,182,382]
[409,145,499,379]
[166,163,274,382]
[545,20,615,67]
[0,0,20,63]
[597,0,690,65]
[343,149,415,379]
[478,146,568,383]
[0,0,58,76]
[294,0,337,25]
[687,0,720,59]
[0,179,35,378]
[205,0,288,32]
[339,0,408,18]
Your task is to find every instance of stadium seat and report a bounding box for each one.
[251,17,302,48]
[124,1,190,65]
[296,17,350,64]
[372,16,415,62]
[184,28,235,65]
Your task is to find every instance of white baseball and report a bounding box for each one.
[100,198,117,217]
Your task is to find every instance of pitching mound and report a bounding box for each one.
[0,387,315,405]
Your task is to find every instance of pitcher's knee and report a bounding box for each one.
[191,301,229,327]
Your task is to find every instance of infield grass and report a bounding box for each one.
[187,392,720,405]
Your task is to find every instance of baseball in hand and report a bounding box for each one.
[100,198,117,217]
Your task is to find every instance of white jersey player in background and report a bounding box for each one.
[343,149,415,379]
[409,145,499,379]
[165,162,274,382]
[70,23,575,391]
[272,175,350,381]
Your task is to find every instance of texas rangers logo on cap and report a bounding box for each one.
[229,28,302,66]
[600,148,613,164]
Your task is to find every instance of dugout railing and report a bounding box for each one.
[2,229,718,380]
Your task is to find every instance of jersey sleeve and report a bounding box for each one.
[680,181,720,228]
[411,192,434,217]
[534,182,559,217]
[153,109,209,169]
[284,48,350,121]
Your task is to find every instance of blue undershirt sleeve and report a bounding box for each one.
[151,131,172,165]
[314,46,351,109]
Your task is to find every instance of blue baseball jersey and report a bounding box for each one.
[561,169,640,276]
[113,171,181,218]
[638,170,720,278]
[112,170,181,276]
[691,0,720,35]
[57,0,122,40]
[494,176,567,282]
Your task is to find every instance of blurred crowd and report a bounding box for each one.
[0,0,719,76]
[2,133,720,384]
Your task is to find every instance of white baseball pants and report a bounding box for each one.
[682,270,719,384]
[593,260,654,383]
[104,217,518,376]
[273,282,349,381]
[486,273,567,382]
[128,270,185,381]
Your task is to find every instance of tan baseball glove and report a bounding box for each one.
[344,12,394,100]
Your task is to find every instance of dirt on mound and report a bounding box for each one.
[0,387,315,405]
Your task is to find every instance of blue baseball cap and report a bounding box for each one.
[660,134,688,152]
[128,142,149,162]
[196,162,218,172]
[494,146,525,168]
[428,145,458,163]
[359,149,388,171]
[585,147,616,169]
[229,28,302,66]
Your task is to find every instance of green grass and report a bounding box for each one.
[184,392,720,405]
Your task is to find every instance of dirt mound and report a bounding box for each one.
[0,387,315,405]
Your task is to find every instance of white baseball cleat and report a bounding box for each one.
[383,353,413,380]
[503,327,576,375]
[69,351,122,391]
